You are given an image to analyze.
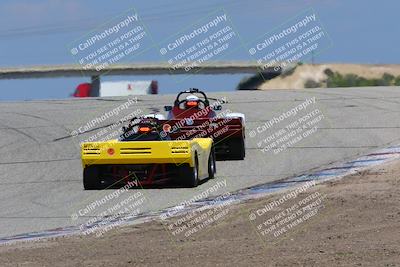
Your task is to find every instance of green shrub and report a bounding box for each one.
[304,79,321,88]
[395,76,400,86]
[324,69,400,88]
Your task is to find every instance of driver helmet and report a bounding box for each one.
[185,94,200,108]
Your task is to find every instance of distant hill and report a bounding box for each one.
[238,64,400,90]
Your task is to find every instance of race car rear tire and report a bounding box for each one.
[83,165,101,190]
[180,157,199,188]
[208,148,216,179]
[230,137,245,160]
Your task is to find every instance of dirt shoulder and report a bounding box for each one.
[1,161,400,267]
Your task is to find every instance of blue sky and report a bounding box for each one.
[0,0,398,100]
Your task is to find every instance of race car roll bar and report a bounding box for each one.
[173,88,210,107]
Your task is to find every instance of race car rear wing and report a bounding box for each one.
[81,139,211,167]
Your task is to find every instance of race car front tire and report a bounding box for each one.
[83,165,101,190]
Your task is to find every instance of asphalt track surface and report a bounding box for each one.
[1,87,400,238]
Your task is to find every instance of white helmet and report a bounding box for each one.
[186,95,199,102]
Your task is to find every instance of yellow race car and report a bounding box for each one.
[81,117,216,189]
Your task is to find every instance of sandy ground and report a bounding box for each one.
[259,64,400,89]
[1,160,400,267]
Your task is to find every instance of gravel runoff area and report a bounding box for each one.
[0,159,399,267]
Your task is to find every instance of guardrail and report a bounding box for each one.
[0,61,292,96]
[0,61,288,80]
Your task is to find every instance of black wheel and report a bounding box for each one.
[208,148,216,179]
[83,165,101,190]
[229,137,245,160]
[179,156,199,188]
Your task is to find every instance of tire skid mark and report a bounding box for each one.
[0,121,40,144]
[0,179,80,185]
[0,158,79,165]
[12,112,74,140]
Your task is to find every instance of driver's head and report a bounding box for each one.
[185,95,200,109]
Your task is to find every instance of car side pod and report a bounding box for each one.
[224,112,246,160]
